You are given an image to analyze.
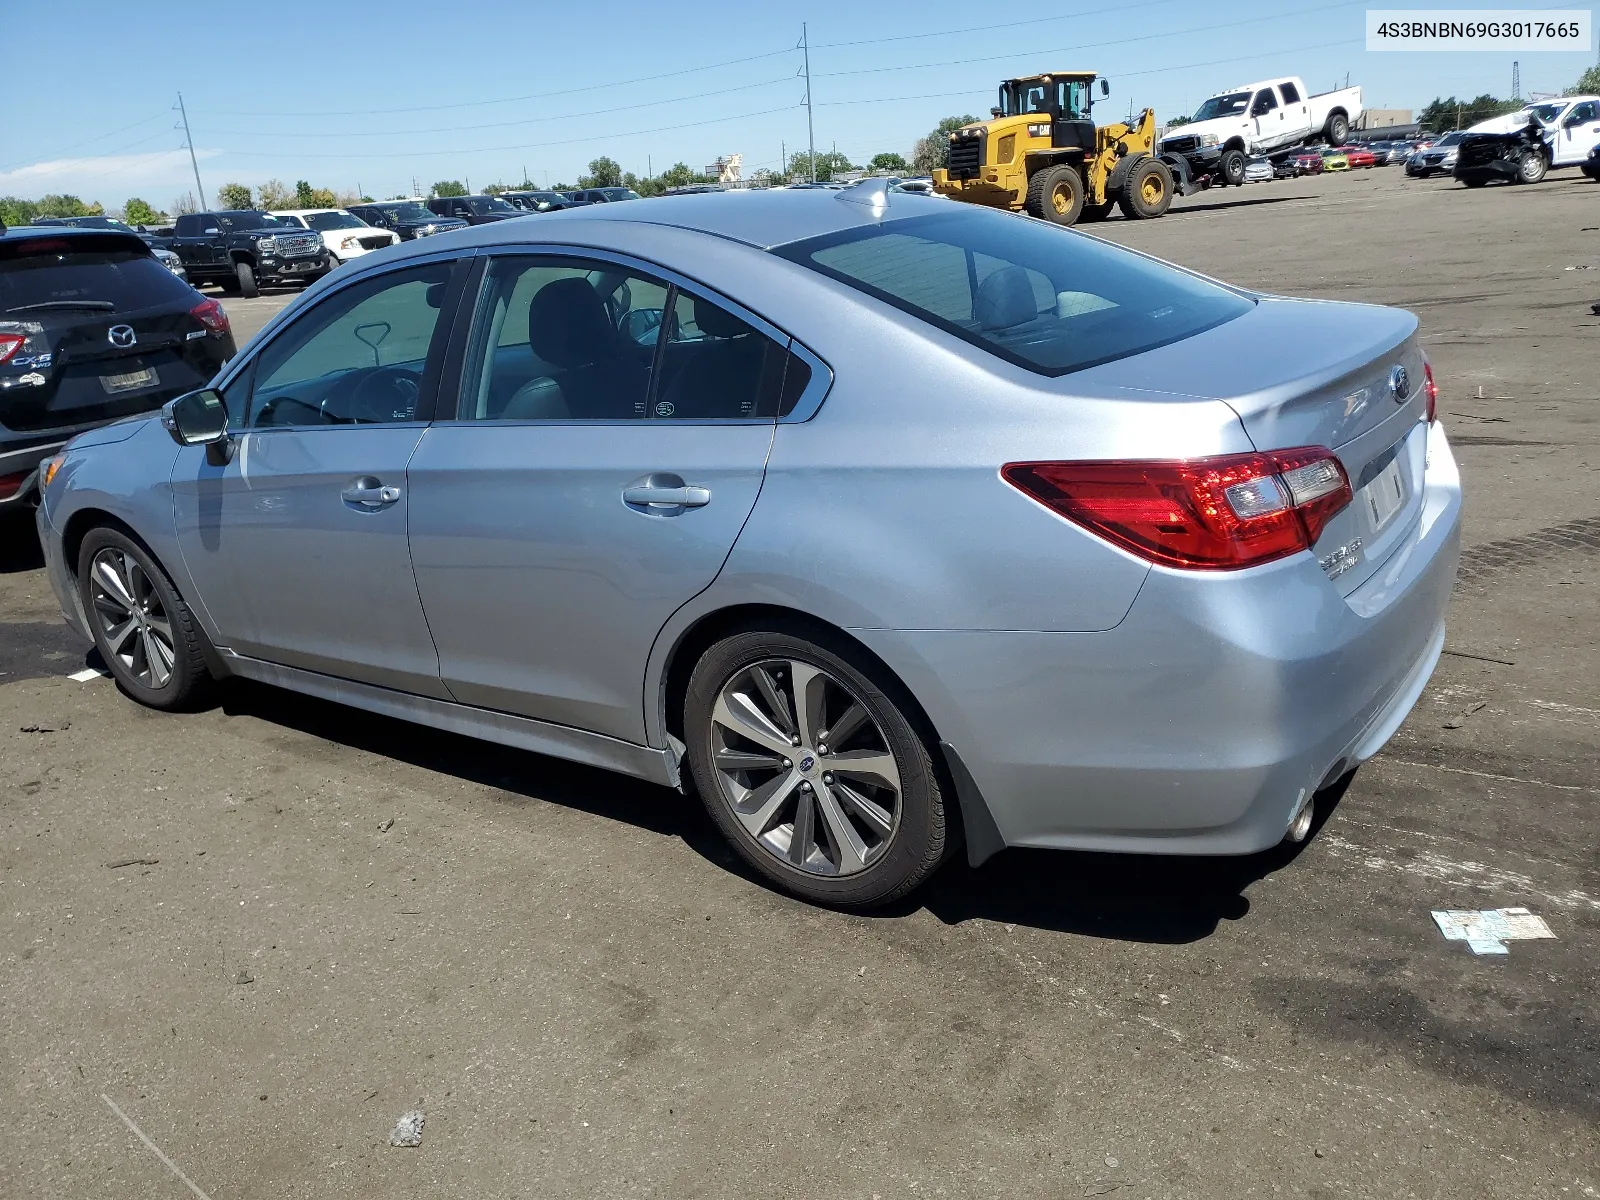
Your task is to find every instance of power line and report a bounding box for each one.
[205,46,798,118]
[0,110,171,174]
[814,0,1367,80]
[196,76,794,140]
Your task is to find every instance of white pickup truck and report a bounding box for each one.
[1158,76,1363,187]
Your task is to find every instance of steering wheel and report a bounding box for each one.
[343,365,422,423]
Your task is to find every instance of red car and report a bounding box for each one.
[1289,150,1325,174]
[1338,145,1379,168]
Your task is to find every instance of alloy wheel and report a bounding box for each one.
[708,658,902,877]
[88,547,176,689]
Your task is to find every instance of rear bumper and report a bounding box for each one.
[0,436,68,507]
[858,420,1462,858]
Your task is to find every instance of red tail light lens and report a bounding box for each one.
[1002,447,1352,570]
[1422,360,1438,423]
[0,471,28,500]
[0,332,25,364]
[190,297,230,338]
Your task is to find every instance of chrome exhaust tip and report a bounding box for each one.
[1285,789,1314,843]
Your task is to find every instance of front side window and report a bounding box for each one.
[1566,101,1597,125]
[245,262,452,427]
[1252,89,1278,117]
[774,209,1253,377]
[458,256,805,421]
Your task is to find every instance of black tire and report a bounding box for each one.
[1117,158,1174,219]
[1326,112,1349,146]
[683,622,948,908]
[1024,164,1084,226]
[1219,148,1247,186]
[235,259,259,298]
[77,527,215,711]
[1078,201,1113,222]
[1515,149,1548,184]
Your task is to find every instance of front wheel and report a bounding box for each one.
[77,528,215,711]
[1118,158,1174,219]
[684,624,948,908]
[1219,148,1247,186]
[1024,164,1084,226]
[1515,150,1548,184]
[235,260,259,298]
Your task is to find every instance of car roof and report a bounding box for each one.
[3,223,136,241]
[519,185,950,250]
[271,208,349,216]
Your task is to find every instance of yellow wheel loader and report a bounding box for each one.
[931,72,1175,226]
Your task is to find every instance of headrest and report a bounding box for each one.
[692,294,748,339]
[974,265,1038,331]
[527,277,614,368]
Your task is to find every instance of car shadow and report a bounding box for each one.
[216,678,1349,943]
[0,511,45,574]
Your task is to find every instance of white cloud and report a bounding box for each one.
[0,149,225,205]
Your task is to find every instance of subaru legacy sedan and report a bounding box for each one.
[36,184,1460,908]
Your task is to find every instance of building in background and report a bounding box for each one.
[1358,109,1413,130]
[704,154,742,184]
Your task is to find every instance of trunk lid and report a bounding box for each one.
[1077,296,1431,595]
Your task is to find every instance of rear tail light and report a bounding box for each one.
[1002,447,1352,570]
[190,297,230,338]
[0,471,28,501]
[1422,360,1438,423]
[0,332,25,364]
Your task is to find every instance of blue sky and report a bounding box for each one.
[2,0,1595,209]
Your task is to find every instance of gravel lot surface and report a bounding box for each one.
[3,168,1596,1199]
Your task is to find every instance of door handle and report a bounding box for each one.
[342,477,401,509]
[622,483,711,509]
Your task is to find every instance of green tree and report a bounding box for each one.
[1166,115,1190,128]
[37,194,92,217]
[580,157,622,188]
[483,181,511,195]
[432,180,468,197]
[255,180,293,209]
[1417,94,1520,132]
[216,182,254,210]
[292,180,337,208]
[1573,65,1600,95]
[787,150,857,182]
[0,196,39,226]
[659,161,697,189]
[870,151,909,173]
[912,115,979,174]
[123,198,161,226]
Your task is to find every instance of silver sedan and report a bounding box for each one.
[35,182,1461,907]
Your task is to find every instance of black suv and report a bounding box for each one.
[169,211,327,297]
[424,195,524,225]
[563,187,643,204]
[502,190,575,213]
[346,202,469,242]
[0,225,234,509]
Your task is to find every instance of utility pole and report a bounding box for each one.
[1512,61,1521,99]
[801,24,816,182]
[781,140,786,177]
[175,93,207,211]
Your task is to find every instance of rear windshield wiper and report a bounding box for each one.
[4,300,117,313]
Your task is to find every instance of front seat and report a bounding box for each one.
[500,277,649,419]
[973,264,1040,331]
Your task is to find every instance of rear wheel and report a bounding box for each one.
[235,260,259,298]
[1515,149,1548,184]
[1219,148,1247,186]
[684,623,948,908]
[1025,165,1084,226]
[1118,158,1174,219]
[1326,112,1350,146]
[77,528,215,711]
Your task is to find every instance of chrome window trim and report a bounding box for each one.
[440,242,833,426]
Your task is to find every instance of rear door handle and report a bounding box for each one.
[342,476,401,509]
[622,484,711,509]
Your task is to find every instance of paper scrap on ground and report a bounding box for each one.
[69,667,108,682]
[389,1110,425,1147]
[1432,907,1556,954]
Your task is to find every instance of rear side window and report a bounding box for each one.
[773,209,1253,376]
[0,238,192,312]
[1279,81,1301,103]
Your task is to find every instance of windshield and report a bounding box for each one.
[774,209,1253,377]
[305,212,367,231]
[381,205,435,223]
[1437,132,1465,146]
[1,240,190,313]
[598,189,641,202]
[998,78,1091,119]
[1192,91,1251,121]
[218,211,291,231]
[467,196,518,214]
[1528,103,1565,124]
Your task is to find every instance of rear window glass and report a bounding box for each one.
[0,239,191,312]
[772,210,1253,377]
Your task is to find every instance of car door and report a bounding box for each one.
[1277,81,1311,142]
[171,214,215,271]
[170,256,468,696]
[1251,88,1283,148]
[1556,101,1600,165]
[407,251,811,744]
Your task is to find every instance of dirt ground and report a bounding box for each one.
[2,167,1597,1199]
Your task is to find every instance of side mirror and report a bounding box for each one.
[161,389,232,464]
[1100,79,1111,98]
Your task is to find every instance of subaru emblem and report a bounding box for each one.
[1389,364,1410,403]
[108,324,136,348]
[798,754,816,772]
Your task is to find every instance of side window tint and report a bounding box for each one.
[654,290,786,419]
[175,215,196,236]
[1279,81,1300,103]
[1252,89,1277,116]
[246,262,452,428]
[461,257,666,421]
